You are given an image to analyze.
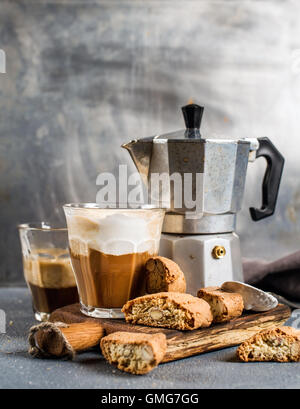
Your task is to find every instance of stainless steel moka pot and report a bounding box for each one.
[122,104,284,295]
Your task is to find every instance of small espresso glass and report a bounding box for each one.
[18,222,79,321]
[63,203,165,318]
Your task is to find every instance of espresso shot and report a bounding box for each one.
[18,223,79,321]
[64,204,165,318]
[23,248,79,317]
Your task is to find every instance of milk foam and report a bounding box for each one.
[67,211,161,256]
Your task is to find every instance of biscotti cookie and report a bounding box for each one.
[100,332,167,374]
[197,286,244,323]
[145,257,186,294]
[237,326,300,362]
[122,292,213,330]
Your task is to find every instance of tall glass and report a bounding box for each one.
[63,204,165,318]
[18,222,79,321]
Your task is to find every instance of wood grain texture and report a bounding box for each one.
[50,303,290,363]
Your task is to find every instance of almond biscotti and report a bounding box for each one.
[237,326,300,362]
[122,292,213,330]
[197,286,244,323]
[145,257,186,294]
[100,331,167,374]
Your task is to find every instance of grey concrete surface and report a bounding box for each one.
[1,1,300,284]
[0,287,299,389]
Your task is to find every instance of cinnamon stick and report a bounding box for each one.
[28,321,105,359]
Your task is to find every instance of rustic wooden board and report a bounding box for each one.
[50,303,291,363]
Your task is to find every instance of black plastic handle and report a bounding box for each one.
[250,137,285,221]
[181,104,204,139]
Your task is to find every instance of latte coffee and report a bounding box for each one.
[69,249,151,309]
[23,248,79,316]
[64,205,165,318]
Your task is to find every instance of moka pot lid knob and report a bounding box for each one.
[181,104,204,139]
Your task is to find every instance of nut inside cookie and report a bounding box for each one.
[127,298,193,330]
[240,336,300,362]
[202,294,227,321]
[104,342,155,373]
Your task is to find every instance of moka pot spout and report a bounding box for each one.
[121,138,153,187]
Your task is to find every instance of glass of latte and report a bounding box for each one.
[63,204,165,318]
[18,223,79,321]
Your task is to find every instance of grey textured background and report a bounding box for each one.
[0,0,300,284]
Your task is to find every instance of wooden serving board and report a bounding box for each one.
[50,303,291,363]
